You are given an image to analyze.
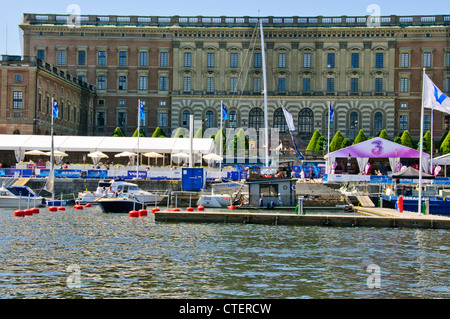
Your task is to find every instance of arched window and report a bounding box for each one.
[273,108,288,132]
[249,107,264,130]
[182,110,190,128]
[374,112,383,131]
[229,111,237,128]
[298,108,314,135]
[206,110,214,128]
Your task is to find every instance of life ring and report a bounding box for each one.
[291,184,296,191]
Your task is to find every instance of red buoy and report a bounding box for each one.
[85,203,92,208]
[14,210,25,217]
[129,210,139,218]
[74,205,83,210]
[138,209,148,217]
[153,207,160,212]
[57,206,65,211]
[172,208,180,212]
[229,205,236,210]
[397,196,404,213]
[186,207,194,212]
[49,206,57,212]
[24,209,34,216]
[32,208,40,214]
[197,205,205,211]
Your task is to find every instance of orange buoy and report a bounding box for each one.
[129,210,139,218]
[24,209,34,216]
[14,210,25,217]
[197,205,205,211]
[49,206,57,212]
[228,205,236,210]
[32,207,40,214]
[397,196,403,213]
[74,205,83,210]
[85,203,92,208]
[186,207,194,212]
[172,208,180,211]
[138,209,148,217]
[57,206,65,211]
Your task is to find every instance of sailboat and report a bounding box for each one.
[43,99,70,207]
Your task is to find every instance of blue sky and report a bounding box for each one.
[0,0,448,55]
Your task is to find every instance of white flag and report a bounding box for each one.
[423,73,450,114]
[281,105,295,131]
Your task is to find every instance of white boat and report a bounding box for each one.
[197,194,232,208]
[0,184,46,208]
[77,180,166,205]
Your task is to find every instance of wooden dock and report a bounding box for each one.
[154,208,450,230]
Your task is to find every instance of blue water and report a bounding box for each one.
[0,206,448,299]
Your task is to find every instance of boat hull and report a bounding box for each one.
[381,195,450,216]
[97,198,145,213]
[197,195,231,208]
[0,196,46,208]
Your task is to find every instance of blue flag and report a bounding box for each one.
[329,103,334,123]
[222,103,228,120]
[139,100,145,121]
[52,100,58,118]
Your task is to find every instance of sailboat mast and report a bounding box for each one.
[260,19,269,167]
[51,97,55,200]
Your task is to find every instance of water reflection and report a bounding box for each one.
[0,208,448,298]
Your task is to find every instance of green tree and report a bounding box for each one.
[340,138,352,149]
[393,136,402,144]
[378,129,389,140]
[194,128,203,138]
[173,127,187,138]
[314,136,326,151]
[112,127,125,137]
[400,130,415,148]
[234,128,249,150]
[151,127,166,138]
[440,131,450,154]
[417,130,432,154]
[132,128,145,137]
[329,130,344,152]
[306,130,321,153]
[214,129,226,155]
[352,129,367,145]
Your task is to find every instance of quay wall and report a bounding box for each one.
[154,211,450,230]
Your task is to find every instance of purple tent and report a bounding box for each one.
[324,137,429,174]
[325,137,429,159]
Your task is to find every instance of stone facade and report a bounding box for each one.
[0,55,95,135]
[18,13,450,146]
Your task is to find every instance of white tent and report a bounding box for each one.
[0,134,215,154]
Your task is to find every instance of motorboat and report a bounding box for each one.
[197,194,232,208]
[0,184,46,208]
[77,180,165,205]
[381,195,450,216]
[97,196,145,213]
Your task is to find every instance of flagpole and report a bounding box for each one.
[220,100,223,175]
[418,69,426,214]
[136,99,140,179]
[51,97,55,201]
[260,19,269,167]
[327,101,331,176]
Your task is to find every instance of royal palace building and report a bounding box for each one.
[14,13,450,147]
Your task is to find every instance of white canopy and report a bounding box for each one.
[0,134,215,154]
